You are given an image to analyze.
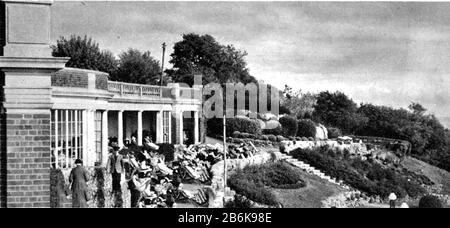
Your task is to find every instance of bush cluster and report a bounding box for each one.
[327,127,342,139]
[228,162,306,206]
[279,116,298,137]
[290,146,426,198]
[418,195,443,208]
[297,119,317,138]
[207,117,262,137]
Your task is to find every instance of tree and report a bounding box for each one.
[409,102,427,116]
[167,33,256,86]
[313,91,368,133]
[51,35,117,76]
[281,85,317,119]
[113,49,161,85]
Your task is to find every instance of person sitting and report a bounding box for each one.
[144,136,159,151]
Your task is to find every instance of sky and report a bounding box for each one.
[51,1,450,127]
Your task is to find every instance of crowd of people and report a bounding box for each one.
[68,135,259,208]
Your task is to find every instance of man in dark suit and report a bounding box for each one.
[69,159,90,208]
[106,144,124,207]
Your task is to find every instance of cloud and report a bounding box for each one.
[50,1,450,127]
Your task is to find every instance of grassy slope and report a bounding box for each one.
[401,157,450,195]
[272,166,346,208]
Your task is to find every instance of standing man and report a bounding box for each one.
[106,144,124,207]
[69,159,90,208]
[389,192,397,208]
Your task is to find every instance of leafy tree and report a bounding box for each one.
[51,35,117,76]
[113,49,161,85]
[312,91,368,134]
[167,33,256,86]
[409,102,427,116]
[281,85,317,119]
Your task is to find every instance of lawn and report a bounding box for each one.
[272,166,347,208]
[228,161,306,206]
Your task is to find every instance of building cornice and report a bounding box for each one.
[0,56,69,70]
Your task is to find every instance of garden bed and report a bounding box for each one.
[227,161,306,207]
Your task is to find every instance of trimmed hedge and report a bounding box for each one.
[279,116,298,137]
[419,195,443,208]
[327,127,342,139]
[207,117,262,137]
[228,162,305,206]
[297,119,317,138]
[262,125,283,136]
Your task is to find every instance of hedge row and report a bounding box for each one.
[208,117,262,137]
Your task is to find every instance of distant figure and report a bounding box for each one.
[106,145,124,207]
[389,192,397,208]
[69,159,90,208]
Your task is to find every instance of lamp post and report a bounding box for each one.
[223,114,227,191]
[160,42,166,87]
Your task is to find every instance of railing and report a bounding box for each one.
[108,81,161,98]
[108,81,202,101]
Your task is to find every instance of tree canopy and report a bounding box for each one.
[51,35,118,76]
[312,91,368,134]
[113,49,161,85]
[167,33,257,86]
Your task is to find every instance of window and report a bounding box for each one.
[94,111,103,164]
[50,110,83,168]
[163,111,170,143]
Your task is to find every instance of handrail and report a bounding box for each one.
[108,81,161,98]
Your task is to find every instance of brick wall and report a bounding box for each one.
[0,113,6,208]
[0,2,5,56]
[95,74,108,90]
[0,72,5,208]
[5,113,51,208]
[51,69,89,88]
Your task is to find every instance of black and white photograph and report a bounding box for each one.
[1,0,450,214]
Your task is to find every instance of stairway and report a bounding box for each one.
[275,152,351,190]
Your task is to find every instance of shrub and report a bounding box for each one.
[263,125,283,136]
[279,116,298,137]
[267,135,277,142]
[289,146,426,198]
[224,195,253,208]
[419,195,443,208]
[297,119,317,138]
[327,127,342,139]
[241,133,250,139]
[301,137,308,141]
[228,162,305,206]
[276,135,285,142]
[308,137,314,141]
[260,135,269,141]
[207,117,262,137]
[232,131,241,138]
[228,178,278,206]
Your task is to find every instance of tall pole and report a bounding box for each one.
[160,42,166,87]
[223,115,227,190]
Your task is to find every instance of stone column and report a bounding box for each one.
[156,110,163,143]
[137,110,143,146]
[179,111,184,145]
[0,0,68,208]
[117,110,124,148]
[101,110,108,167]
[194,111,199,144]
